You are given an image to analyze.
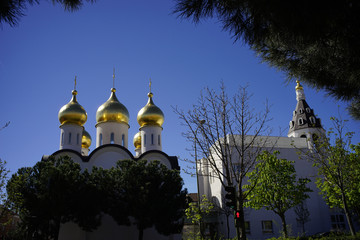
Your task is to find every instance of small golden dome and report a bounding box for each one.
[82,129,92,149]
[58,90,87,126]
[96,88,129,125]
[133,132,141,149]
[137,92,164,127]
[295,80,303,90]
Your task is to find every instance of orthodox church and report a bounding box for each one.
[197,81,347,239]
[46,77,180,240]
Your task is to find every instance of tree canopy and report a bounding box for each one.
[244,151,311,237]
[310,117,360,236]
[174,0,360,119]
[108,160,187,240]
[0,0,94,26]
[6,156,102,240]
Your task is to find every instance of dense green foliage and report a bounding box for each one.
[0,0,94,26]
[174,0,360,119]
[244,151,312,237]
[0,158,9,203]
[310,117,360,235]
[107,160,187,240]
[6,157,187,240]
[185,195,214,238]
[6,156,101,240]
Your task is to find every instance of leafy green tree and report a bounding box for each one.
[6,156,102,240]
[185,195,214,239]
[244,151,312,237]
[0,158,9,204]
[1,0,94,27]
[310,117,360,236]
[174,0,360,119]
[108,160,187,240]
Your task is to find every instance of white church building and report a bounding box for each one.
[197,81,349,239]
[44,78,180,240]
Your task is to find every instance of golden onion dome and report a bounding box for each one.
[133,132,141,149]
[58,90,87,126]
[82,129,92,149]
[295,80,303,90]
[137,92,164,127]
[96,88,129,125]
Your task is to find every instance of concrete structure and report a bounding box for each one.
[197,81,348,239]
[45,77,180,240]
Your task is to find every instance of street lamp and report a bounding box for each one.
[194,119,205,237]
[195,119,205,202]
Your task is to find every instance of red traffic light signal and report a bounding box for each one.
[235,210,241,219]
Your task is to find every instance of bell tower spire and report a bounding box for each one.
[288,81,325,147]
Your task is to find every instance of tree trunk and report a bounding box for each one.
[342,191,355,236]
[226,213,230,239]
[237,190,247,240]
[279,213,288,238]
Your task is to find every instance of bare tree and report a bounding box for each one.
[174,82,272,240]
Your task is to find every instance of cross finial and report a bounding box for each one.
[149,77,152,93]
[74,76,77,90]
[113,68,115,89]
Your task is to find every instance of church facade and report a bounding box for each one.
[45,79,180,240]
[197,82,348,239]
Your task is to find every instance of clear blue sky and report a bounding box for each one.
[0,0,358,194]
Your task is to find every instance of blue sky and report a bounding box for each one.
[0,0,358,193]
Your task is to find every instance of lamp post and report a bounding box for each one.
[194,119,205,237]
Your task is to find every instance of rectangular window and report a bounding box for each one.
[245,221,251,234]
[69,133,72,144]
[331,214,346,230]
[151,134,154,145]
[144,134,146,145]
[110,133,115,144]
[100,133,103,146]
[77,133,80,145]
[61,132,64,145]
[158,135,161,145]
[261,220,273,233]
[122,134,125,146]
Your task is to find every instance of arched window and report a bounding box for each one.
[100,133,103,146]
[122,134,125,146]
[69,133,72,144]
[110,133,115,144]
[300,134,307,138]
[298,118,304,125]
[299,108,304,114]
[306,108,311,113]
[158,135,161,145]
[310,116,316,124]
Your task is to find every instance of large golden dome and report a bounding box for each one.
[58,90,87,126]
[133,132,141,149]
[96,88,129,125]
[137,92,164,127]
[82,129,92,149]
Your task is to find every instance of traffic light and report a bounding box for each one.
[225,186,236,209]
[235,210,241,219]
